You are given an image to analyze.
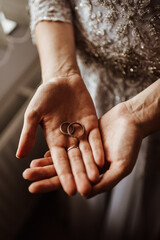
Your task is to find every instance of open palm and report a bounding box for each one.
[17,74,104,196]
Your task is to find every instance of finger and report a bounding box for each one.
[50,146,77,196]
[68,148,92,197]
[79,140,99,183]
[29,176,61,193]
[23,165,57,181]
[16,111,40,158]
[88,161,128,198]
[88,128,105,168]
[44,151,51,158]
[30,157,53,168]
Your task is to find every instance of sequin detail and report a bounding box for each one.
[71,1,160,83]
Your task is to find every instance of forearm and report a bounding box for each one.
[126,79,160,137]
[35,21,80,82]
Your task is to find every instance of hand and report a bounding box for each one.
[22,79,160,197]
[90,102,143,197]
[17,74,104,196]
[23,102,143,197]
[23,151,61,193]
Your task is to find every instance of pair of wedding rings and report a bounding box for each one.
[60,121,85,152]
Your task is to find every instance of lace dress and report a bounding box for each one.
[29,1,160,239]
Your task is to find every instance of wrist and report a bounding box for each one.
[125,79,160,138]
[42,66,80,83]
[35,21,80,83]
[41,53,80,83]
[40,73,84,96]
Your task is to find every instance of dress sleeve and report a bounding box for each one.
[29,0,72,42]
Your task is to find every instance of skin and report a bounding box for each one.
[17,74,105,196]
[16,22,105,196]
[23,102,142,197]
[23,79,160,198]
[17,20,160,198]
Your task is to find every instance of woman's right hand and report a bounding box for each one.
[17,74,104,197]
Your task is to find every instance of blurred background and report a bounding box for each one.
[0,1,70,239]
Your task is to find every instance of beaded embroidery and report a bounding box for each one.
[71,0,160,84]
[29,0,160,114]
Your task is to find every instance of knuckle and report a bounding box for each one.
[30,160,39,168]
[78,183,91,196]
[24,109,40,122]
[89,169,99,183]
[87,162,99,179]
[25,130,35,140]
[58,171,67,178]
[69,150,80,159]
[72,157,81,164]
[28,185,35,193]
[57,156,67,164]
[66,187,76,196]
[75,170,85,178]
[82,144,90,153]
[54,160,66,172]
[29,184,40,193]
[119,161,132,177]
[23,169,32,180]
[59,173,77,196]
[95,152,104,167]
[44,150,51,157]
[75,172,92,196]
[58,172,73,184]
[90,135,97,144]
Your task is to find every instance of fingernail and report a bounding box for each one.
[16,149,24,159]
[28,185,35,194]
[22,170,27,179]
[16,153,20,159]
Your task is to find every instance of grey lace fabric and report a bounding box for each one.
[29,0,72,43]
[29,1,160,239]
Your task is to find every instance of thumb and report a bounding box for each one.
[89,161,131,198]
[16,110,40,158]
